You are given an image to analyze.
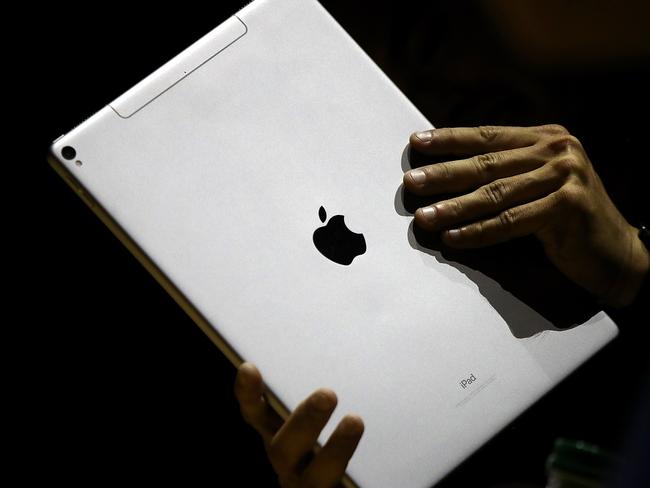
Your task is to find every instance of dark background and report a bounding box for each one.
[26,1,649,486]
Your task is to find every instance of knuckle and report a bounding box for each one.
[551,156,588,180]
[557,185,585,210]
[563,134,583,150]
[473,152,499,175]
[498,208,518,229]
[449,198,464,216]
[436,161,453,181]
[551,157,578,177]
[547,134,583,155]
[478,125,499,141]
[483,180,508,206]
[541,124,569,135]
[472,221,488,246]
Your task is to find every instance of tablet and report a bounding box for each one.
[47,0,618,486]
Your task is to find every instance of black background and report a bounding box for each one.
[24,1,650,486]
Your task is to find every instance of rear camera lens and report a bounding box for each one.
[62,146,76,161]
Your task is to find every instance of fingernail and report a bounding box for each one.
[420,206,437,221]
[240,362,255,373]
[239,363,257,383]
[447,229,461,240]
[312,391,336,411]
[414,130,433,142]
[408,169,426,184]
[340,415,364,436]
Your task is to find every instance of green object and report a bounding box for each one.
[545,438,618,488]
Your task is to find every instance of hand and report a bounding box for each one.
[403,125,649,307]
[234,362,364,488]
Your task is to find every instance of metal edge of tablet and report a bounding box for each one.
[47,2,360,484]
[45,147,290,418]
[46,143,360,487]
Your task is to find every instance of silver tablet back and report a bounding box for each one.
[47,1,618,486]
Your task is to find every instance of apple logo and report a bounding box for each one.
[312,206,366,265]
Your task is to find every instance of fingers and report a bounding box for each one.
[404,125,579,250]
[301,415,365,488]
[409,126,539,156]
[234,362,283,444]
[403,146,545,196]
[268,388,338,478]
[438,192,562,248]
[235,363,364,487]
[413,164,562,231]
